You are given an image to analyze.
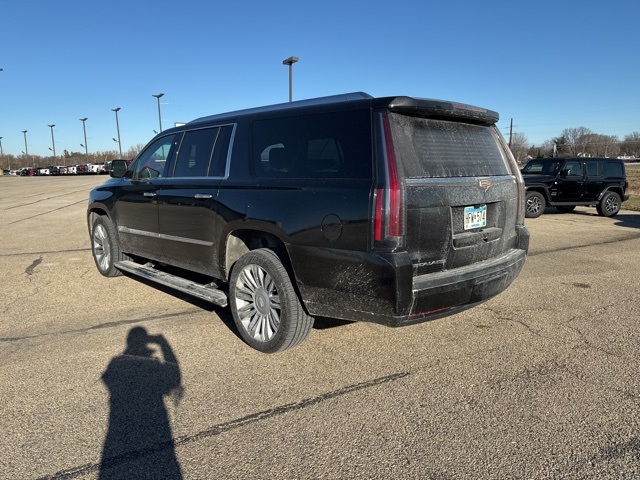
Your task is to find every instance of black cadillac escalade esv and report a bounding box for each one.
[88,92,529,352]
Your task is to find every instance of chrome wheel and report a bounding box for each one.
[93,223,111,273]
[91,216,124,277]
[229,249,314,352]
[234,263,281,342]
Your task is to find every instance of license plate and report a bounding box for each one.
[464,205,487,230]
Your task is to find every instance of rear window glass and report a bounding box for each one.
[604,162,623,178]
[252,110,372,179]
[388,114,510,178]
[522,159,563,175]
[586,161,603,177]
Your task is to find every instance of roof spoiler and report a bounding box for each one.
[376,96,499,125]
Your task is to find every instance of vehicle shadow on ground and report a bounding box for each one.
[612,212,640,229]
[543,208,640,229]
[122,271,353,339]
[99,327,184,480]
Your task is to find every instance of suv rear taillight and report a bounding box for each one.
[373,112,405,250]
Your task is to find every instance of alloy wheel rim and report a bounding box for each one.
[605,196,619,213]
[234,264,281,341]
[93,224,111,272]
[527,197,541,214]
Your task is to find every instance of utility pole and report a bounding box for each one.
[508,118,513,148]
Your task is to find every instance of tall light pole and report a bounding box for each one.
[22,130,29,160]
[152,93,164,133]
[282,56,299,102]
[79,118,88,160]
[48,124,56,158]
[112,107,123,157]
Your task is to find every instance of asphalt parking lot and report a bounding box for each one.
[1,175,639,479]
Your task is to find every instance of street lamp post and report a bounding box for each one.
[48,124,56,158]
[112,107,123,158]
[152,93,164,133]
[282,56,299,102]
[79,118,88,160]
[22,130,29,161]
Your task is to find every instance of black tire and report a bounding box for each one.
[596,191,621,217]
[229,249,314,353]
[525,191,546,218]
[556,205,576,213]
[91,216,126,277]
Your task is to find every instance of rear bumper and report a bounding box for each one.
[291,226,529,326]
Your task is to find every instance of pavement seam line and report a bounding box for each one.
[38,371,411,480]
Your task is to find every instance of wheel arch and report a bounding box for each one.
[223,227,291,282]
[598,185,625,200]
[87,205,112,238]
[525,184,550,201]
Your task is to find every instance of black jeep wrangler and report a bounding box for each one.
[522,157,629,218]
[88,92,529,352]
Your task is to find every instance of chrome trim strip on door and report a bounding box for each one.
[118,226,214,246]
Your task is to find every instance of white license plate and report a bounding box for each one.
[464,205,487,230]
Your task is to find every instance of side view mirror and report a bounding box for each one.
[110,159,129,178]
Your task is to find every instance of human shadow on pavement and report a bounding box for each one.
[99,327,184,480]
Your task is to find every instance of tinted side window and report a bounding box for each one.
[586,161,603,177]
[209,126,233,177]
[133,134,176,180]
[252,110,372,179]
[564,161,583,177]
[173,128,219,177]
[604,162,623,178]
[388,114,510,178]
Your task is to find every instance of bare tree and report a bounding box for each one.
[580,133,618,157]
[562,127,593,156]
[509,132,530,164]
[620,132,640,157]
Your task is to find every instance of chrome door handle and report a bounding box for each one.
[194,194,213,199]
[143,192,158,198]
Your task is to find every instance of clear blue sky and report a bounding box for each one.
[1,0,638,158]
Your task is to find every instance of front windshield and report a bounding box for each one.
[522,159,562,175]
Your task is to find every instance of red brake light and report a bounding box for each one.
[374,188,384,241]
[373,113,404,248]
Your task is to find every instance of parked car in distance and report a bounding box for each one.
[21,167,37,176]
[88,92,529,353]
[66,165,78,174]
[88,163,103,174]
[77,164,89,174]
[522,157,629,218]
[37,167,51,176]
